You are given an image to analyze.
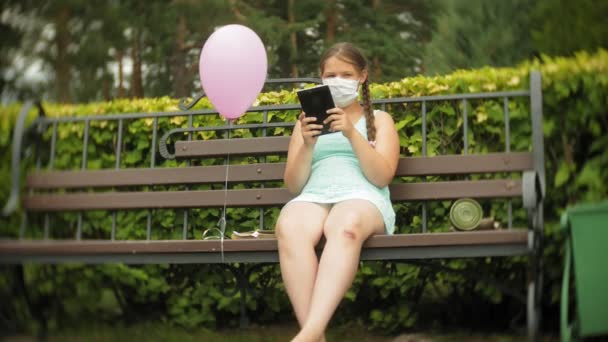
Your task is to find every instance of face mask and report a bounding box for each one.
[322,77,360,108]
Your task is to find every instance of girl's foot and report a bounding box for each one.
[291,329,324,342]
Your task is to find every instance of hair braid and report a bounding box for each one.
[361,79,376,142]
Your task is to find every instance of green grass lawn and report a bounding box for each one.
[4,322,558,342]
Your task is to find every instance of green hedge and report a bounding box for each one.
[0,49,606,335]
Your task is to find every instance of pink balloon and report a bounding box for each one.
[199,25,268,119]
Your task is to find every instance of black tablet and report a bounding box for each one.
[296,85,335,135]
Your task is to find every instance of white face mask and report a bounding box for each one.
[322,77,360,108]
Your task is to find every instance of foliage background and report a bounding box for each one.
[2,0,607,103]
[1,49,606,336]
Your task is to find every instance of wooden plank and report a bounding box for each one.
[175,136,290,157]
[395,152,533,176]
[363,230,528,248]
[23,179,521,211]
[23,188,295,211]
[27,164,285,189]
[390,179,522,201]
[0,230,528,255]
[26,153,532,190]
[175,136,533,175]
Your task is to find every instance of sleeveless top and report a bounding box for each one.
[288,111,396,234]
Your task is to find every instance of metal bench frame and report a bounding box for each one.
[1,72,545,340]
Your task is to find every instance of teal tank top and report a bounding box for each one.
[288,112,396,234]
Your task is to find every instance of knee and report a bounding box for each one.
[325,212,365,243]
[275,219,295,243]
[342,229,357,240]
[275,219,315,248]
[275,223,296,258]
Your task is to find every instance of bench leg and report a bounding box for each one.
[224,263,273,329]
[527,229,543,341]
[527,280,539,341]
[223,264,250,328]
[237,270,250,329]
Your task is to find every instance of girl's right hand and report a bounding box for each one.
[299,112,323,147]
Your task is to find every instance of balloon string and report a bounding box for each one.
[219,120,233,263]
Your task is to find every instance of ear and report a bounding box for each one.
[360,69,368,84]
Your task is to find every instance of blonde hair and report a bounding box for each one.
[319,43,376,141]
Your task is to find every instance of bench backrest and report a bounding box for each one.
[13,72,545,240]
[25,146,532,209]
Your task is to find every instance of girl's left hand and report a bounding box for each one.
[324,107,355,139]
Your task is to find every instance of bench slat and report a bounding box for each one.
[0,230,528,255]
[396,152,532,176]
[390,179,522,201]
[23,179,522,211]
[27,163,285,189]
[26,153,532,189]
[175,136,291,157]
[24,188,294,211]
[175,136,534,173]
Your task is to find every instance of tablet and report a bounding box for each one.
[296,85,335,135]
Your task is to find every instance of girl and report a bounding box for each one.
[276,42,400,341]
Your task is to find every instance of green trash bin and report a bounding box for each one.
[560,200,608,341]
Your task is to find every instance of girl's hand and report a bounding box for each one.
[299,112,323,147]
[325,107,356,139]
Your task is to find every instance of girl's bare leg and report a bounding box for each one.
[276,202,329,328]
[292,200,385,341]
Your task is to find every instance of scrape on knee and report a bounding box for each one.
[342,229,357,240]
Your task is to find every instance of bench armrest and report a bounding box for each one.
[523,170,543,210]
[3,101,45,217]
[523,170,544,236]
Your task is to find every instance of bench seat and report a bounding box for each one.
[0,230,528,264]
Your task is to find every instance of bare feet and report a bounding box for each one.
[291,329,325,342]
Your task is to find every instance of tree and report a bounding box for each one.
[2,0,440,102]
[530,0,608,56]
[0,3,25,100]
[228,0,325,79]
[140,0,234,98]
[423,0,535,75]
[320,0,439,81]
[229,0,438,82]
[22,0,92,103]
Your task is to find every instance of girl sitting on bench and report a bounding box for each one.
[276,42,400,342]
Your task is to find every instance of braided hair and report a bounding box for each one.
[320,43,376,142]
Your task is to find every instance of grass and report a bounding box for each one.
[4,322,558,342]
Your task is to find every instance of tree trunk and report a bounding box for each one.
[172,14,188,98]
[371,0,382,80]
[325,0,337,44]
[373,55,382,80]
[131,28,143,98]
[288,0,299,77]
[54,7,71,103]
[117,50,124,98]
[102,77,110,101]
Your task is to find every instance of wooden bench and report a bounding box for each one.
[0,72,545,339]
